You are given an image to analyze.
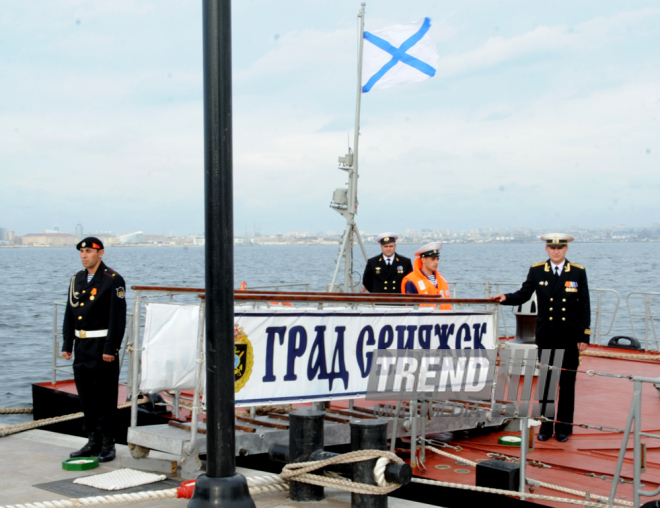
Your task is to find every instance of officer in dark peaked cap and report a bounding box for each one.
[362,232,413,293]
[491,233,591,443]
[62,237,126,462]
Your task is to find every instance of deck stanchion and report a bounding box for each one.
[188,0,255,507]
[519,416,529,498]
[130,292,141,428]
[351,419,389,508]
[289,409,326,501]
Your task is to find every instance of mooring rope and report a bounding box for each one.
[425,444,633,507]
[0,399,147,438]
[280,449,404,495]
[0,408,33,415]
[582,350,660,362]
[0,473,288,508]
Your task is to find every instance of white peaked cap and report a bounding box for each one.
[376,232,398,244]
[414,241,443,257]
[540,233,574,246]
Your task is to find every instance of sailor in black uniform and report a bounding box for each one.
[62,237,126,461]
[362,232,413,293]
[491,233,590,443]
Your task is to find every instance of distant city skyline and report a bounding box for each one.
[2,221,659,248]
[1,1,658,236]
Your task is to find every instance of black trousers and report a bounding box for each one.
[73,359,120,435]
[538,347,579,436]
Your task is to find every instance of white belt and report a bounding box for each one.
[75,329,108,339]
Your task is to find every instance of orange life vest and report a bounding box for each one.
[401,258,452,310]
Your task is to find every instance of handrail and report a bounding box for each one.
[132,285,496,305]
[207,293,496,305]
[590,288,621,345]
[626,291,660,351]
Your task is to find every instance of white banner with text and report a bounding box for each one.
[231,307,496,406]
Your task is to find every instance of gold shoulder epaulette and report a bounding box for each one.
[531,261,545,267]
[570,262,585,270]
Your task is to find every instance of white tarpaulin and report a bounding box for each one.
[140,303,202,393]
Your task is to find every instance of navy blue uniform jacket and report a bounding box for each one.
[503,259,591,349]
[62,261,127,365]
[362,253,413,293]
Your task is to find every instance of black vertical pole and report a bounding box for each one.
[188,1,255,506]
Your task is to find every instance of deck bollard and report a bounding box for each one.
[289,409,326,501]
[270,413,410,506]
[351,419,389,508]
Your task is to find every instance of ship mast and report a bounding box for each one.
[329,2,368,293]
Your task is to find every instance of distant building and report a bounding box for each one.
[17,233,78,247]
[75,224,83,240]
[117,231,144,244]
[142,234,168,244]
[7,231,15,242]
[0,228,6,241]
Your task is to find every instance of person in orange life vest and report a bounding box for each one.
[401,241,452,310]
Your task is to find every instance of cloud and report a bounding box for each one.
[436,8,660,79]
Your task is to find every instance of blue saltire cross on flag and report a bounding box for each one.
[362,17,439,93]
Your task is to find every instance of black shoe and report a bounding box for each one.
[537,432,552,442]
[556,433,570,443]
[70,432,102,458]
[98,434,116,462]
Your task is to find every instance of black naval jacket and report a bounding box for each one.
[504,259,591,349]
[362,253,413,293]
[62,261,127,364]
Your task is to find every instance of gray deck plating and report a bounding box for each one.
[127,417,352,458]
[0,425,439,508]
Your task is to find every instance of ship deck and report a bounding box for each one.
[0,426,433,508]
[412,347,660,507]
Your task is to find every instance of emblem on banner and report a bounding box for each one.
[234,324,254,392]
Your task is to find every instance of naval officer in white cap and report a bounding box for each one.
[401,241,452,309]
[491,233,591,443]
[362,232,413,293]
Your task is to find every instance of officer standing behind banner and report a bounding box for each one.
[62,237,126,461]
[362,232,413,293]
[491,233,590,443]
[402,241,452,310]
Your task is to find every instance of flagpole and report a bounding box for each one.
[342,2,366,291]
[329,2,366,293]
[351,1,366,218]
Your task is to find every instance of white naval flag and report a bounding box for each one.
[362,17,439,93]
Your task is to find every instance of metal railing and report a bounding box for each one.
[609,374,660,507]
[590,288,621,346]
[626,292,660,351]
[239,282,310,292]
[126,286,500,433]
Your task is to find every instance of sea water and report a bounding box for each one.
[1,242,658,423]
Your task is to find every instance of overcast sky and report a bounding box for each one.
[1,1,658,236]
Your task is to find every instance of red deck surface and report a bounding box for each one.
[410,348,660,507]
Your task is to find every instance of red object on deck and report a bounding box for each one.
[177,479,197,499]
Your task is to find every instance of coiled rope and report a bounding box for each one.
[280,449,404,495]
[424,444,633,507]
[0,400,147,438]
